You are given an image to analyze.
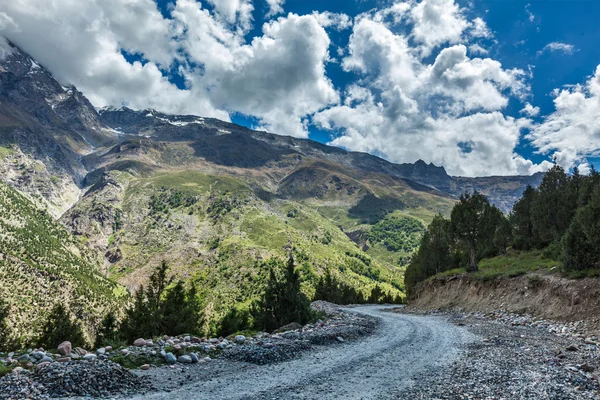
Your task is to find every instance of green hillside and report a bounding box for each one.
[63,151,456,333]
[0,182,125,346]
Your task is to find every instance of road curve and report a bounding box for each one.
[130,306,476,400]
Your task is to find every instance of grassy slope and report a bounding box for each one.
[0,182,125,346]
[433,250,561,281]
[69,163,453,333]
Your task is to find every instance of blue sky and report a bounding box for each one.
[3,0,599,176]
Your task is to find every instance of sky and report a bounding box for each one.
[0,0,599,177]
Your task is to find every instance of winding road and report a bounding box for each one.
[130,306,476,400]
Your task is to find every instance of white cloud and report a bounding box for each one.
[468,44,488,55]
[0,0,339,138]
[314,1,547,177]
[521,102,540,117]
[207,0,254,31]
[312,11,353,31]
[525,4,535,22]
[205,13,339,137]
[538,42,576,56]
[265,0,285,18]
[527,65,600,170]
[410,0,470,56]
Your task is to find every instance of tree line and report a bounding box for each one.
[4,255,376,351]
[405,165,600,294]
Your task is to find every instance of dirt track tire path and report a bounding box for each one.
[129,305,475,400]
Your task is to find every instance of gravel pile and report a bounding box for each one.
[33,360,153,398]
[223,302,378,365]
[395,313,600,399]
[0,360,153,399]
[0,372,49,400]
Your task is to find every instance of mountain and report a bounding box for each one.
[0,181,125,345]
[0,39,544,332]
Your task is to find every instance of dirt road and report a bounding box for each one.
[129,305,475,400]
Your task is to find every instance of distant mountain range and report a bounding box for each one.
[0,39,543,332]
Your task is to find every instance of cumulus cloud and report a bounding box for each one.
[313,1,550,177]
[521,102,540,117]
[312,11,353,31]
[0,0,339,137]
[527,65,600,170]
[265,0,285,18]
[538,42,576,56]
[0,0,573,175]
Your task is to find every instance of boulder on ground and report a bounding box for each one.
[133,338,147,347]
[234,335,246,345]
[275,322,303,333]
[57,341,72,356]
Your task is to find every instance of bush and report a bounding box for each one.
[218,306,252,337]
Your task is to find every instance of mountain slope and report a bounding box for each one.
[0,38,118,216]
[0,181,125,345]
[0,40,545,333]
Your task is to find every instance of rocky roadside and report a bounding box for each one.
[393,308,600,399]
[0,302,377,399]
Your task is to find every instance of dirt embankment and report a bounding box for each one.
[409,273,600,331]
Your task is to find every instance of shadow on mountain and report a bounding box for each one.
[349,193,405,224]
[190,133,297,168]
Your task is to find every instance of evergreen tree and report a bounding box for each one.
[252,255,313,332]
[563,187,600,271]
[160,281,202,335]
[38,303,86,349]
[493,216,512,255]
[530,165,573,247]
[122,286,152,341]
[95,311,119,348]
[368,284,385,304]
[450,192,499,272]
[0,300,11,351]
[405,214,453,291]
[511,186,538,250]
[218,306,252,337]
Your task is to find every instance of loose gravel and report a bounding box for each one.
[393,310,600,399]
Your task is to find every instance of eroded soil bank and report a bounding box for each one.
[409,273,600,334]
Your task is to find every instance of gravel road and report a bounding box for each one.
[128,305,475,400]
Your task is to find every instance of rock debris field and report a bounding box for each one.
[0,302,599,399]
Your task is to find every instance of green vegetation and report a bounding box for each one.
[252,255,314,333]
[0,181,123,347]
[120,262,202,341]
[0,300,11,351]
[0,146,14,160]
[38,304,87,349]
[368,216,425,252]
[407,165,600,293]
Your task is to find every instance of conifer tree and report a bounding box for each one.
[253,255,312,332]
[38,303,86,349]
[95,311,119,348]
[0,300,11,351]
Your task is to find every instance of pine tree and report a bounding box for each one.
[122,286,152,341]
[95,311,119,348]
[493,216,512,255]
[161,280,199,335]
[511,186,537,250]
[368,284,384,304]
[252,255,313,332]
[38,303,86,349]
[530,165,573,247]
[0,300,12,351]
[563,187,600,271]
[450,192,499,272]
